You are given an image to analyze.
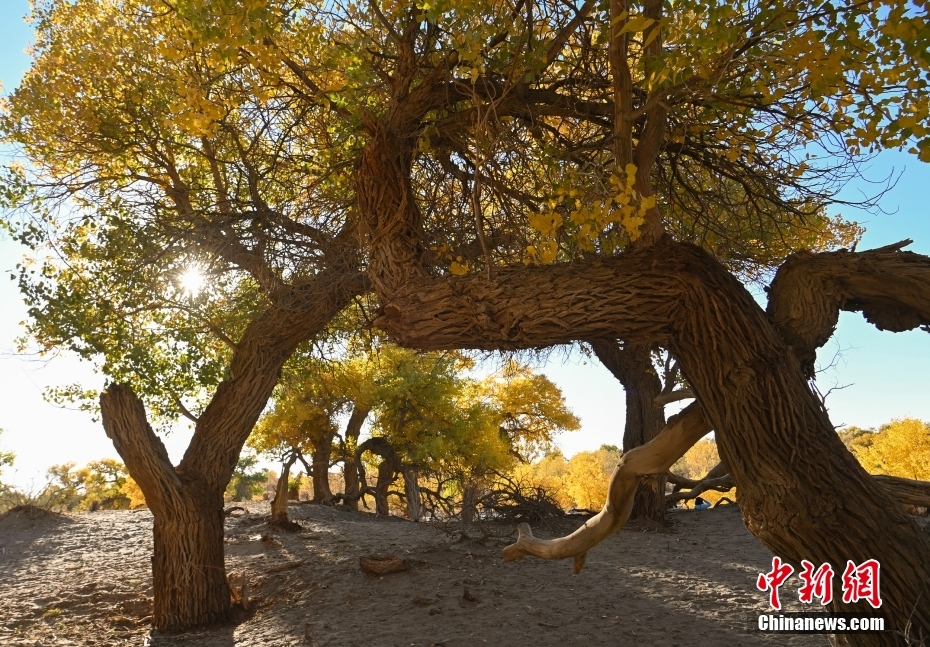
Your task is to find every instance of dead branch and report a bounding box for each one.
[502,402,712,573]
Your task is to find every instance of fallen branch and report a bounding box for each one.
[502,402,712,573]
[360,555,408,576]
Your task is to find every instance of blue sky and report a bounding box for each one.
[0,1,928,487]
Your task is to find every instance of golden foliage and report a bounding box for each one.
[850,419,930,481]
[119,477,148,510]
[515,446,621,511]
[671,438,719,481]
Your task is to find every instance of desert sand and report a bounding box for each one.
[0,502,863,646]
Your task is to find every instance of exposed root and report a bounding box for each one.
[502,402,712,572]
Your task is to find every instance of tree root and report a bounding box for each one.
[502,402,712,573]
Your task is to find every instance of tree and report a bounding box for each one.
[45,459,133,511]
[7,0,930,639]
[1,0,365,629]
[563,446,623,511]
[225,454,270,503]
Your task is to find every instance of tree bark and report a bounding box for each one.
[370,238,930,639]
[403,467,421,521]
[375,460,394,516]
[590,340,667,523]
[341,405,370,511]
[767,240,930,377]
[270,453,298,527]
[100,267,367,631]
[310,434,334,503]
[100,385,229,631]
[355,437,403,516]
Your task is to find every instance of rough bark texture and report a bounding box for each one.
[100,268,367,631]
[341,406,369,511]
[310,435,334,503]
[371,238,930,640]
[100,385,229,631]
[270,453,298,527]
[590,340,667,523]
[767,240,930,377]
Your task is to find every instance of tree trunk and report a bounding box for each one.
[100,385,229,631]
[375,460,393,516]
[370,238,930,640]
[271,453,297,526]
[152,488,229,630]
[98,267,367,631]
[591,340,667,524]
[310,435,334,503]
[341,405,370,511]
[403,467,421,521]
[461,478,479,524]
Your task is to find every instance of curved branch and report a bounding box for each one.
[767,240,930,377]
[502,402,712,573]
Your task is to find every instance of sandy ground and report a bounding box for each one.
[0,502,886,647]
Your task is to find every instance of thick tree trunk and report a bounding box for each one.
[99,267,367,631]
[461,478,479,524]
[270,453,297,526]
[310,435,334,503]
[100,385,229,631]
[591,340,667,523]
[152,488,229,630]
[341,405,370,511]
[370,238,930,640]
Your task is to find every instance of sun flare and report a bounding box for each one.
[178,266,205,297]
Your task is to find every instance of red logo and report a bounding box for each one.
[757,558,881,610]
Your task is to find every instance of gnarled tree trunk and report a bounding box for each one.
[100,385,229,630]
[100,268,367,631]
[355,437,403,516]
[369,237,930,640]
[590,340,667,523]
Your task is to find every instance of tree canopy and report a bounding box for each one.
[4,0,930,636]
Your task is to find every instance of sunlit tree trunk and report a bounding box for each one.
[270,453,298,526]
[100,270,366,631]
